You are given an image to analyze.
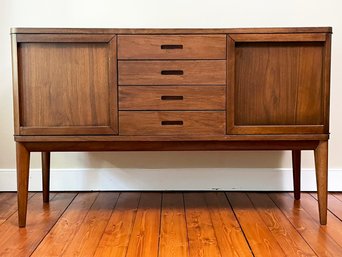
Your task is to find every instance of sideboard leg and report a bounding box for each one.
[292,150,301,200]
[314,140,328,225]
[42,152,50,203]
[16,143,30,227]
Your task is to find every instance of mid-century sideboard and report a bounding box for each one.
[11,27,332,227]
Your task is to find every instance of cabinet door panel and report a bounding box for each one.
[227,34,330,134]
[16,34,117,135]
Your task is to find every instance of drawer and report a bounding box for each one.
[118,60,226,85]
[118,35,226,59]
[119,86,225,110]
[119,111,225,135]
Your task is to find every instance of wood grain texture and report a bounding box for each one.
[1,192,342,256]
[118,60,226,85]
[330,194,342,217]
[184,193,222,257]
[270,193,342,256]
[230,33,326,42]
[119,86,225,111]
[11,34,20,135]
[0,193,34,226]
[118,35,226,59]
[296,193,342,248]
[234,41,324,128]
[314,140,328,225]
[323,33,332,133]
[248,193,316,257]
[204,192,253,257]
[16,34,114,42]
[94,193,141,257]
[21,141,320,153]
[41,152,50,203]
[226,192,286,257]
[16,142,30,227]
[61,192,119,257]
[15,134,329,142]
[159,193,189,257]
[17,35,117,135]
[125,193,162,257]
[0,193,76,257]
[333,193,342,202]
[11,27,333,34]
[31,193,99,257]
[292,150,301,200]
[119,111,225,135]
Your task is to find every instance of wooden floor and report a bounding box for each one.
[0,192,342,257]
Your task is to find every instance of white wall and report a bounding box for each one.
[0,0,341,191]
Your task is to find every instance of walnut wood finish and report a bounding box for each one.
[16,142,30,227]
[11,27,333,34]
[42,152,50,203]
[227,34,327,135]
[119,111,225,135]
[118,60,226,85]
[314,140,328,225]
[118,35,226,59]
[119,86,225,110]
[16,34,117,135]
[11,27,332,227]
[292,150,301,200]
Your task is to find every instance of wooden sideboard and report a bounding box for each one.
[11,27,332,227]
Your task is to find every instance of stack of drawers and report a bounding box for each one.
[117,35,227,135]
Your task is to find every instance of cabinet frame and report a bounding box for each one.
[226,33,331,135]
[12,33,118,136]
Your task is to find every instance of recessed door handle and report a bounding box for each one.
[161,120,183,126]
[161,44,183,49]
[161,95,184,100]
[161,70,184,75]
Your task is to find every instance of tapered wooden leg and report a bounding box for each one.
[314,140,328,225]
[292,150,301,200]
[16,142,30,227]
[42,152,50,203]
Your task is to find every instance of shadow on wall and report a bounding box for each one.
[79,151,286,169]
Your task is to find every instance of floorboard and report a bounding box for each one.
[0,192,341,257]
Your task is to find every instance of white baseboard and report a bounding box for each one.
[0,168,341,191]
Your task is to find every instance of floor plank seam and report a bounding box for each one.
[309,193,342,223]
[0,193,36,228]
[157,193,163,257]
[224,192,255,257]
[92,192,121,257]
[29,192,78,257]
[124,192,143,257]
[182,193,191,257]
[204,193,223,257]
[268,193,320,257]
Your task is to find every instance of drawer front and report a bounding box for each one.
[118,35,226,59]
[118,60,226,85]
[119,86,225,110]
[119,111,225,135]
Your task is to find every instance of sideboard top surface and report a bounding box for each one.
[10,27,332,34]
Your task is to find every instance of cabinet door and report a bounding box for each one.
[227,33,331,134]
[13,34,117,135]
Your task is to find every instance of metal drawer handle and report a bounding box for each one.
[161,120,183,126]
[161,95,184,101]
[161,44,183,49]
[161,70,184,75]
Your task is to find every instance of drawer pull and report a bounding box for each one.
[161,44,183,50]
[161,70,184,75]
[161,120,183,126]
[161,95,184,101]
